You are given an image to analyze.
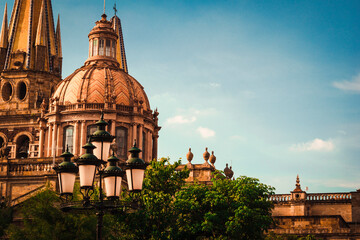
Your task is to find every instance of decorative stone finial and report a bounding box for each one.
[186,148,193,163]
[203,147,210,162]
[224,163,233,179]
[293,174,302,192]
[209,151,216,166]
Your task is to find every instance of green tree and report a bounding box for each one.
[6,188,97,240]
[172,173,274,240]
[0,199,12,238]
[114,158,274,240]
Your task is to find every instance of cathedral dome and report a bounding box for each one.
[52,61,150,110]
[52,14,149,110]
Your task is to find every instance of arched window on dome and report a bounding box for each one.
[63,126,74,153]
[115,127,128,159]
[99,39,105,56]
[87,124,97,139]
[106,39,111,56]
[93,39,98,56]
[142,131,146,161]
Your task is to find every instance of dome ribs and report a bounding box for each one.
[107,68,115,103]
[122,73,135,106]
[82,66,96,102]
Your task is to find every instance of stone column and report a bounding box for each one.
[132,123,137,145]
[148,131,152,161]
[56,124,62,156]
[111,120,116,136]
[73,121,79,156]
[80,121,86,155]
[52,123,58,156]
[138,125,143,158]
[38,126,45,158]
[152,134,159,161]
[47,123,53,157]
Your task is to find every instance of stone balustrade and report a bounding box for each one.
[271,228,351,234]
[306,193,352,201]
[0,158,62,176]
[269,194,292,202]
[269,192,352,202]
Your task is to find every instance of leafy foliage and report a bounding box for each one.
[0,199,12,238]
[114,158,274,240]
[6,188,96,240]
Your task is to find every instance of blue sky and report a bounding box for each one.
[2,0,360,193]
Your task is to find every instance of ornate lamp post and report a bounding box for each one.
[91,112,114,162]
[53,114,147,240]
[53,146,78,200]
[126,142,147,192]
[103,153,124,200]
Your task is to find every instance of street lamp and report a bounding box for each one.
[91,112,114,162]
[53,146,78,199]
[53,114,148,240]
[103,153,124,200]
[126,142,147,192]
[75,141,104,202]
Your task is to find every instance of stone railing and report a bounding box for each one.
[0,158,62,176]
[269,194,291,202]
[116,104,133,112]
[306,193,351,201]
[271,228,351,234]
[55,103,136,113]
[269,192,352,202]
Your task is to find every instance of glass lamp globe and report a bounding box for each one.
[53,147,79,196]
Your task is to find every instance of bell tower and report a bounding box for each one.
[0,0,61,113]
[0,0,61,159]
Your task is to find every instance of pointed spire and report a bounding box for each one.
[0,3,8,48]
[111,14,128,73]
[35,1,47,46]
[56,14,62,58]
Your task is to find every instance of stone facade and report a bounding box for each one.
[269,176,360,239]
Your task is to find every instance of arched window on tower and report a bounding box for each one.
[115,127,128,159]
[63,126,74,153]
[142,131,146,161]
[87,124,97,139]
[16,135,30,159]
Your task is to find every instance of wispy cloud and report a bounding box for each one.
[290,138,334,152]
[333,73,360,93]
[197,127,215,138]
[166,115,196,125]
[209,82,221,88]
